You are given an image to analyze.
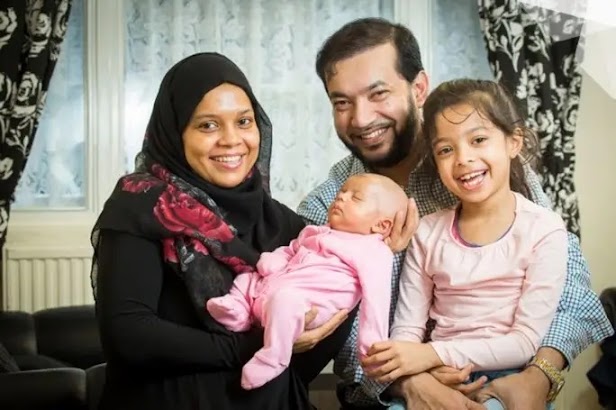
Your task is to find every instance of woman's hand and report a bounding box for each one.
[361,340,442,383]
[385,197,419,253]
[292,308,349,353]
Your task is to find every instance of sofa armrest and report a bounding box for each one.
[0,368,86,410]
[86,363,106,410]
[0,311,36,356]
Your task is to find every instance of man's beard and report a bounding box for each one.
[340,98,419,169]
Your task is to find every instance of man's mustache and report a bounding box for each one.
[349,121,394,138]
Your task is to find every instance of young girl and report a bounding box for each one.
[364,79,568,410]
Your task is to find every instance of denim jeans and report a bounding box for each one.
[388,368,554,410]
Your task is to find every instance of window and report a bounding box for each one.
[10,0,493,226]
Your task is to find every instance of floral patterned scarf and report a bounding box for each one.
[91,53,304,329]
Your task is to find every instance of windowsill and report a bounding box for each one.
[6,212,95,250]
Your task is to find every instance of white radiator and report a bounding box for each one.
[2,245,94,312]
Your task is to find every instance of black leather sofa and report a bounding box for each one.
[0,305,104,410]
[0,304,336,409]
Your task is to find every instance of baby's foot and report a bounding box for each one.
[241,354,287,390]
[206,296,251,332]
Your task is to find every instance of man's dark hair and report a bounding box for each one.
[315,18,424,89]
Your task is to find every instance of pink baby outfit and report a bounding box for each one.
[391,193,568,371]
[207,225,393,390]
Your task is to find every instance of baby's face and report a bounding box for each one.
[328,177,383,234]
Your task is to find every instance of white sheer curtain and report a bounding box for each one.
[123,0,394,209]
[431,0,493,86]
[12,0,496,211]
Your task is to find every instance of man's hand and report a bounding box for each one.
[475,366,550,410]
[429,365,487,397]
[385,197,419,253]
[475,347,564,409]
[395,373,484,410]
[292,308,348,353]
[361,340,442,383]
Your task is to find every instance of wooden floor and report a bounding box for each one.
[309,374,340,410]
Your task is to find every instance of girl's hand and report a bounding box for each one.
[292,308,349,353]
[361,340,443,383]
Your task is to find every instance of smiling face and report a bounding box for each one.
[325,43,426,169]
[431,103,522,205]
[182,83,260,188]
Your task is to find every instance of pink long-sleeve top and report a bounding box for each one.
[391,193,568,371]
[257,225,394,357]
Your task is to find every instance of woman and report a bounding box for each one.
[91,52,354,410]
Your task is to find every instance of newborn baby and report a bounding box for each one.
[207,173,408,389]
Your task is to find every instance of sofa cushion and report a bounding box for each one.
[0,311,37,356]
[86,363,106,410]
[34,305,103,369]
[13,354,68,371]
[0,368,87,410]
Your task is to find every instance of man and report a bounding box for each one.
[297,18,614,410]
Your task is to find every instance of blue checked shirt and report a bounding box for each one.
[297,154,614,407]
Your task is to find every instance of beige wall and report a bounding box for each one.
[560,71,616,409]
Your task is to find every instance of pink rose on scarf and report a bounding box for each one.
[151,164,171,182]
[192,238,210,256]
[220,255,253,274]
[162,237,211,264]
[154,186,234,242]
[121,175,161,193]
[161,238,178,263]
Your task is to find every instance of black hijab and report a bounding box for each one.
[91,53,305,328]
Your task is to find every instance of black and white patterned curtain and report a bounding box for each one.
[0,0,72,248]
[478,0,583,236]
